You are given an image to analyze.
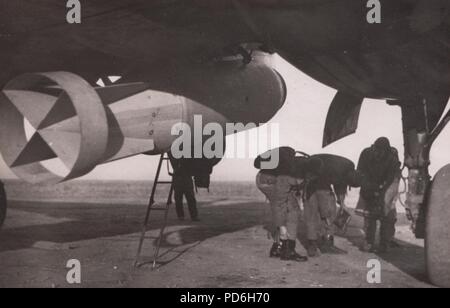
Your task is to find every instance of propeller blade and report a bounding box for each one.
[39,130,81,169]
[38,92,76,129]
[11,133,57,167]
[3,90,57,129]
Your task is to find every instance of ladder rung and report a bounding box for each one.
[156,181,172,185]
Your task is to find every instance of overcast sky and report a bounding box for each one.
[1,55,449,182]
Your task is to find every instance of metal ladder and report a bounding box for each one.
[134,153,174,269]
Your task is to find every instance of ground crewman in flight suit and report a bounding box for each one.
[356,137,401,253]
[170,155,199,222]
[302,154,361,257]
[255,148,307,262]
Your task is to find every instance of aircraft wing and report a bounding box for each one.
[0,0,449,180]
[0,0,269,85]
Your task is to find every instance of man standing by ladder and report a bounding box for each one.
[169,153,199,222]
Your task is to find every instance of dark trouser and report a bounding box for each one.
[358,178,399,247]
[359,178,400,246]
[364,209,397,246]
[174,176,198,219]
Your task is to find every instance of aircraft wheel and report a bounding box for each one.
[0,182,6,229]
[426,163,450,288]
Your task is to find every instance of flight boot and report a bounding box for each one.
[269,242,283,258]
[361,240,377,253]
[307,240,321,257]
[319,235,347,254]
[280,240,308,262]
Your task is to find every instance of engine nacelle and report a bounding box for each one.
[0,62,286,183]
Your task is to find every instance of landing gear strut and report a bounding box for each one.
[400,99,450,287]
[0,181,6,229]
[403,130,430,238]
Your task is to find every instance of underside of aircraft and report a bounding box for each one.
[0,0,449,287]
